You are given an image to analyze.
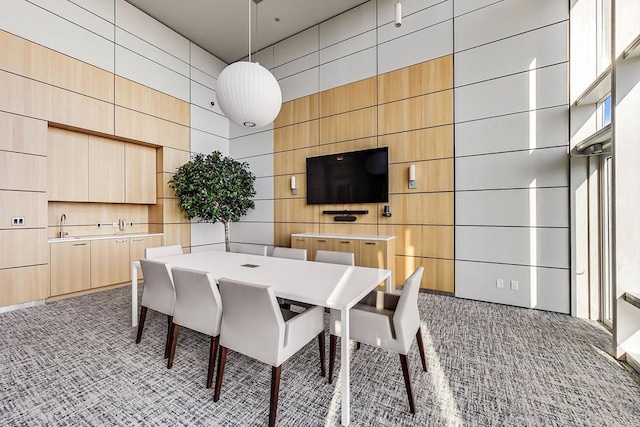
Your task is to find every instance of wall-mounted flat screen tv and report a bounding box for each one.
[306,147,389,205]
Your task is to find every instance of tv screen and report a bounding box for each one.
[306,147,389,205]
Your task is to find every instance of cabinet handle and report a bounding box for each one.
[72,243,88,246]
[365,242,376,245]
[132,238,144,242]
[318,239,326,243]
[340,241,351,244]
[296,238,305,242]
[116,239,128,243]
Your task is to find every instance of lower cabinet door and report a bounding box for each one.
[129,235,162,280]
[50,241,91,296]
[90,238,130,288]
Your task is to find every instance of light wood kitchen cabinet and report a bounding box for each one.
[50,241,91,296]
[125,143,156,204]
[88,136,125,203]
[130,234,163,280]
[291,233,396,290]
[48,128,89,201]
[90,238,130,288]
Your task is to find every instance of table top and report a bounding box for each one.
[135,251,390,310]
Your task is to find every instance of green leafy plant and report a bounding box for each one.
[168,151,256,252]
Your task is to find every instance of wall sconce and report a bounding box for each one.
[408,164,417,189]
[291,176,297,195]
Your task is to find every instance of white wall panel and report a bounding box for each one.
[115,0,189,63]
[30,0,114,40]
[191,68,217,91]
[569,0,597,102]
[455,146,569,191]
[230,122,273,139]
[243,154,274,178]
[455,106,568,156]
[278,68,319,102]
[453,0,501,17]
[190,129,228,156]
[456,226,569,269]
[273,53,318,80]
[253,177,274,200]
[0,0,114,72]
[273,26,319,67]
[455,22,568,87]
[319,48,376,92]
[319,1,376,49]
[190,105,229,138]
[191,81,223,115]
[229,222,274,246]
[116,28,189,76]
[240,200,274,223]
[378,0,452,44]
[378,20,453,74]
[229,131,274,159]
[190,221,225,247]
[455,260,570,313]
[115,45,189,101]
[456,188,569,228]
[455,63,567,123]
[190,42,226,78]
[378,0,444,25]
[70,0,115,23]
[454,0,567,52]
[319,30,376,65]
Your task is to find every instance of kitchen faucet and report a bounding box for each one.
[60,214,68,238]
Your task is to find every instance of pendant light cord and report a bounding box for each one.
[248,0,251,62]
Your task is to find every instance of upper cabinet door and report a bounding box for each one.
[47,128,89,201]
[125,143,156,204]
[88,135,124,203]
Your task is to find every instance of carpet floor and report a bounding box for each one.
[1,287,639,426]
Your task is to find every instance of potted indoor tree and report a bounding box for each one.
[168,151,256,252]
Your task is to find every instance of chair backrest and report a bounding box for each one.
[171,267,223,337]
[393,266,424,353]
[230,243,268,256]
[218,277,285,366]
[145,244,184,259]
[139,259,176,315]
[272,247,306,261]
[314,250,355,266]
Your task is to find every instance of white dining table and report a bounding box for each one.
[130,250,391,426]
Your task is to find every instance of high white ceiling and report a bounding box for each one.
[126,0,369,64]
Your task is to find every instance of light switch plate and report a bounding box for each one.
[510,280,519,290]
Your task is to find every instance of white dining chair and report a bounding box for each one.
[314,250,355,266]
[168,267,223,388]
[271,247,307,261]
[230,243,268,256]
[145,244,184,259]
[136,259,176,359]
[328,266,427,414]
[214,278,325,427]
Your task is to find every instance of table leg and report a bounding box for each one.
[131,263,138,327]
[341,308,350,426]
[385,274,392,293]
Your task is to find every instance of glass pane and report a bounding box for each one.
[603,96,612,127]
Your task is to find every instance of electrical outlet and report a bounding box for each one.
[128,221,134,227]
[496,279,504,289]
[11,217,25,226]
[510,280,519,290]
[96,223,102,229]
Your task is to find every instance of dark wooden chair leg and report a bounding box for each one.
[213,346,228,402]
[269,365,282,427]
[207,335,219,388]
[164,315,174,359]
[317,332,326,377]
[328,334,337,384]
[416,327,428,372]
[399,354,416,414]
[356,342,361,350]
[167,323,180,369]
[135,306,148,344]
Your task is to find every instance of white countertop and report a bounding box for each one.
[291,232,395,241]
[48,232,163,243]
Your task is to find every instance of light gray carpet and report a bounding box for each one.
[1,287,639,426]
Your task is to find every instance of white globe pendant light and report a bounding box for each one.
[217,0,282,128]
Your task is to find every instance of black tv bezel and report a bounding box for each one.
[305,147,389,205]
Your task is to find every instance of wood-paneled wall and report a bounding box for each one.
[273,55,454,292]
[0,29,191,308]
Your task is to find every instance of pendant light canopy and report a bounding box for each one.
[217,0,282,128]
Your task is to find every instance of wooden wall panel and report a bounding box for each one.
[379,225,454,259]
[275,199,319,223]
[382,193,454,225]
[161,198,189,224]
[317,137,377,156]
[274,175,306,199]
[0,229,47,269]
[115,106,189,150]
[380,125,453,163]
[378,90,453,135]
[115,76,189,126]
[48,128,89,201]
[274,222,320,248]
[318,204,378,224]
[0,191,47,230]
[388,159,454,194]
[273,121,319,152]
[88,136,125,203]
[160,147,190,173]
[378,55,453,104]
[125,143,157,204]
[395,257,454,293]
[318,223,379,236]
[0,112,47,156]
[157,172,176,198]
[47,202,149,238]
[0,151,46,192]
[274,94,319,128]
[0,265,49,307]
[319,107,377,145]
[320,77,377,117]
[0,30,114,102]
[274,146,318,176]
[163,223,191,249]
